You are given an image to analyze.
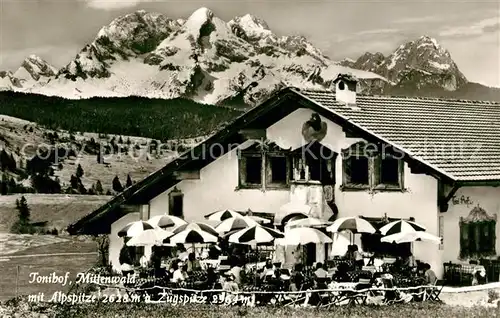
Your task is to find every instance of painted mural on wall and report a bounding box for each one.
[459,205,497,260]
[301,113,327,142]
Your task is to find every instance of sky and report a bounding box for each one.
[1,0,499,87]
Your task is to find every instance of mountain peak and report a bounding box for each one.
[344,35,467,91]
[16,55,57,81]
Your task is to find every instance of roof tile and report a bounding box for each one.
[296,88,500,181]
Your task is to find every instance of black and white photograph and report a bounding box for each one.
[0,0,499,317]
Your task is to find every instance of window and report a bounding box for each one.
[342,142,371,189]
[169,188,184,218]
[346,156,369,185]
[238,141,292,190]
[374,154,403,189]
[239,154,263,188]
[341,142,403,191]
[459,206,496,260]
[267,155,288,185]
[338,81,345,90]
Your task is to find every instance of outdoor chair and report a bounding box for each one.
[426,279,445,301]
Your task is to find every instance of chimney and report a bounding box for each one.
[332,73,358,106]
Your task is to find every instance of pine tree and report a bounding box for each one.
[76,164,84,178]
[95,180,103,194]
[126,174,133,188]
[70,175,79,189]
[118,135,123,144]
[112,176,123,193]
[16,196,30,224]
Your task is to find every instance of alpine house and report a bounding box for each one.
[69,74,500,277]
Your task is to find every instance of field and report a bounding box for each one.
[0,301,497,318]
[0,235,98,302]
[0,114,178,192]
[0,194,111,232]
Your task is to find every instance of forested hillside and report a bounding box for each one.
[0,92,242,140]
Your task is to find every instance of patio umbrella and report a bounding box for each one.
[148,215,187,230]
[229,225,284,245]
[126,228,174,246]
[206,209,271,224]
[215,216,258,234]
[326,217,376,234]
[379,220,426,236]
[276,227,333,245]
[205,209,244,221]
[118,221,155,237]
[172,222,219,236]
[285,216,332,229]
[326,216,376,244]
[381,231,441,245]
[166,222,220,244]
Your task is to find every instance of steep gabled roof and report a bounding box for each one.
[298,89,500,181]
[68,87,500,234]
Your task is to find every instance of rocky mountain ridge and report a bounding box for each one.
[1,8,498,105]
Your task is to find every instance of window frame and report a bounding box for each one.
[459,219,496,260]
[265,152,292,189]
[239,152,264,189]
[373,153,404,190]
[341,142,404,192]
[237,143,292,191]
[168,187,184,218]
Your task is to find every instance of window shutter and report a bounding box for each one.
[343,157,352,184]
[372,156,381,186]
[489,221,496,253]
[460,222,469,258]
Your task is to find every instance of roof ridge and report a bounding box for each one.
[291,87,500,105]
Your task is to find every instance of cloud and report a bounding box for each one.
[393,16,441,24]
[439,16,500,37]
[81,0,152,10]
[355,28,399,36]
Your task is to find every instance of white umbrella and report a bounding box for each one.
[126,228,174,246]
[148,215,187,229]
[229,225,284,245]
[166,222,219,244]
[276,227,332,245]
[286,217,332,229]
[215,216,258,234]
[168,229,218,244]
[206,209,271,224]
[118,221,155,237]
[326,217,376,234]
[381,231,441,244]
[205,209,244,221]
[379,220,426,236]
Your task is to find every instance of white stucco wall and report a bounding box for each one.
[145,108,443,275]
[442,187,500,264]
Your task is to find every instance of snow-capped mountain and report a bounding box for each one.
[0,8,384,106]
[1,55,58,90]
[339,36,468,91]
[2,9,489,105]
